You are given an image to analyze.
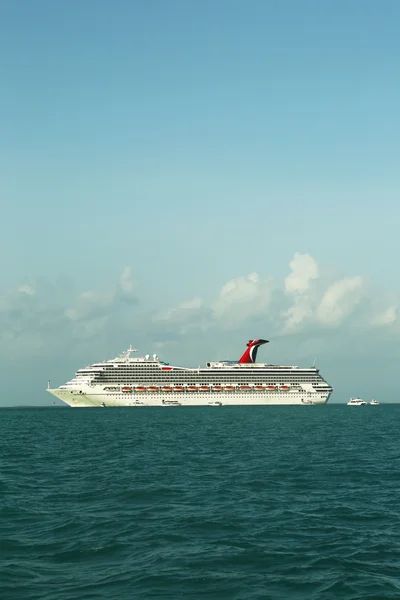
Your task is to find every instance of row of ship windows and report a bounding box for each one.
[99,368,311,373]
[86,385,323,391]
[90,382,324,386]
[97,366,312,371]
[91,377,323,382]
[93,373,322,381]
[92,382,324,386]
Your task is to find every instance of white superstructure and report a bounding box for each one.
[47,339,333,407]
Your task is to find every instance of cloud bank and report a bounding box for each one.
[0,253,398,363]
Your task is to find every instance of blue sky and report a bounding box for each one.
[1,0,400,404]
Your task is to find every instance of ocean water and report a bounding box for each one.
[1,405,400,600]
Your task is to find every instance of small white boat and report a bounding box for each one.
[370,399,379,405]
[208,401,222,406]
[347,397,367,406]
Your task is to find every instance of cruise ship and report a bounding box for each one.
[47,339,333,407]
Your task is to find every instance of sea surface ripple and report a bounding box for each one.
[1,405,400,599]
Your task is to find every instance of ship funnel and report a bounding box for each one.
[238,339,269,364]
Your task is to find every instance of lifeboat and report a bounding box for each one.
[147,386,159,392]
[254,385,265,391]
[187,386,198,392]
[135,387,146,393]
[161,386,173,392]
[199,385,210,392]
[212,385,223,392]
[225,385,235,391]
[174,386,184,392]
[266,385,276,390]
[280,385,290,391]
[122,386,132,392]
[239,385,252,391]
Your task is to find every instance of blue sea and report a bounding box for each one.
[1,405,400,599]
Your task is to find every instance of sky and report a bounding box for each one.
[1,0,400,404]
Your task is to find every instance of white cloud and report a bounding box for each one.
[283,297,315,330]
[179,297,203,310]
[154,297,204,321]
[316,276,365,327]
[64,289,115,322]
[18,283,36,296]
[120,265,134,294]
[153,271,275,335]
[285,253,319,294]
[371,306,397,326]
[282,253,320,330]
[64,265,137,324]
[152,297,211,337]
[212,272,274,325]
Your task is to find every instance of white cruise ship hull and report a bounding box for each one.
[48,388,330,407]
